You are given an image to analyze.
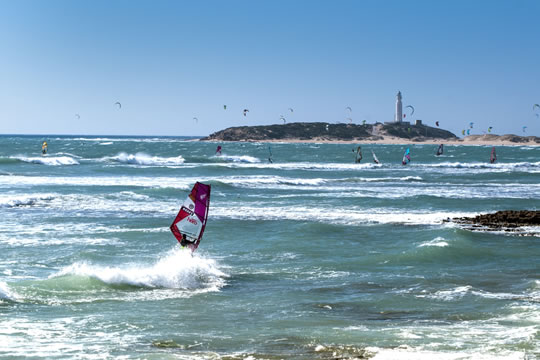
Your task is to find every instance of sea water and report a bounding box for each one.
[0,135,538,359]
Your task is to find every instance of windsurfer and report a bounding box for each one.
[354,146,362,163]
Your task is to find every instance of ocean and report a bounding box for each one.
[0,134,538,359]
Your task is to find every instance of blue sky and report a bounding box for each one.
[0,0,539,136]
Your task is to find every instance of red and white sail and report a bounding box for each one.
[170,182,211,251]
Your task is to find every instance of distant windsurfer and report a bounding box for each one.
[41,141,48,155]
[402,148,411,165]
[436,144,443,156]
[371,150,379,164]
[490,147,497,164]
[354,146,362,163]
[268,145,273,163]
[215,145,222,155]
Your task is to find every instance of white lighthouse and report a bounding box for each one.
[395,91,403,123]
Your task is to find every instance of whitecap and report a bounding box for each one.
[418,237,449,248]
[219,154,260,163]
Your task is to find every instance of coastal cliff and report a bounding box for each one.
[201,122,458,142]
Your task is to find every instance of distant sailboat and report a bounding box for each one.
[170,182,211,252]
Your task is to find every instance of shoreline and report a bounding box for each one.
[200,136,540,146]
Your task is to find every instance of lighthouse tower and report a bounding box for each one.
[395,91,403,123]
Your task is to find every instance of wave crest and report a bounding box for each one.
[10,156,79,166]
[103,152,185,166]
[51,248,227,291]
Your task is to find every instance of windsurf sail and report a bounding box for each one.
[402,147,411,165]
[41,141,48,155]
[371,150,380,164]
[170,182,211,252]
[490,147,497,164]
[436,144,443,156]
[215,145,222,155]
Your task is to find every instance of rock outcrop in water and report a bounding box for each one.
[448,210,540,235]
[201,122,458,142]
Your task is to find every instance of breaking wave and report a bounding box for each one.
[0,281,17,302]
[217,154,260,163]
[0,193,56,208]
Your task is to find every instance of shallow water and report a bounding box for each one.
[0,135,539,359]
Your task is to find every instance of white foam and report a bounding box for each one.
[55,137,190,143]
[367,346,525,360]
[420,161,540,173]
[103,152,185,166]
[10,156,79,166]
[51,248,227,291]
[212,206,475,226]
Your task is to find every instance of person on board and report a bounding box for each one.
[41,141,48,155]
[180,233,194,247]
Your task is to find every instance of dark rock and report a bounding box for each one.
[449,210,540,235]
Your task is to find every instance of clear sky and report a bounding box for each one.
[1,0,539,137]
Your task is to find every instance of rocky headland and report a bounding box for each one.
[448,210,540,235]
[201,122,539,145]
[201,122,457,142]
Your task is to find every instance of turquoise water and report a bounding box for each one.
[0,135,538,359]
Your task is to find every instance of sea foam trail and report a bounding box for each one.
[102,152,185,166]
[10,156,79,166]
[51,248,227,291]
